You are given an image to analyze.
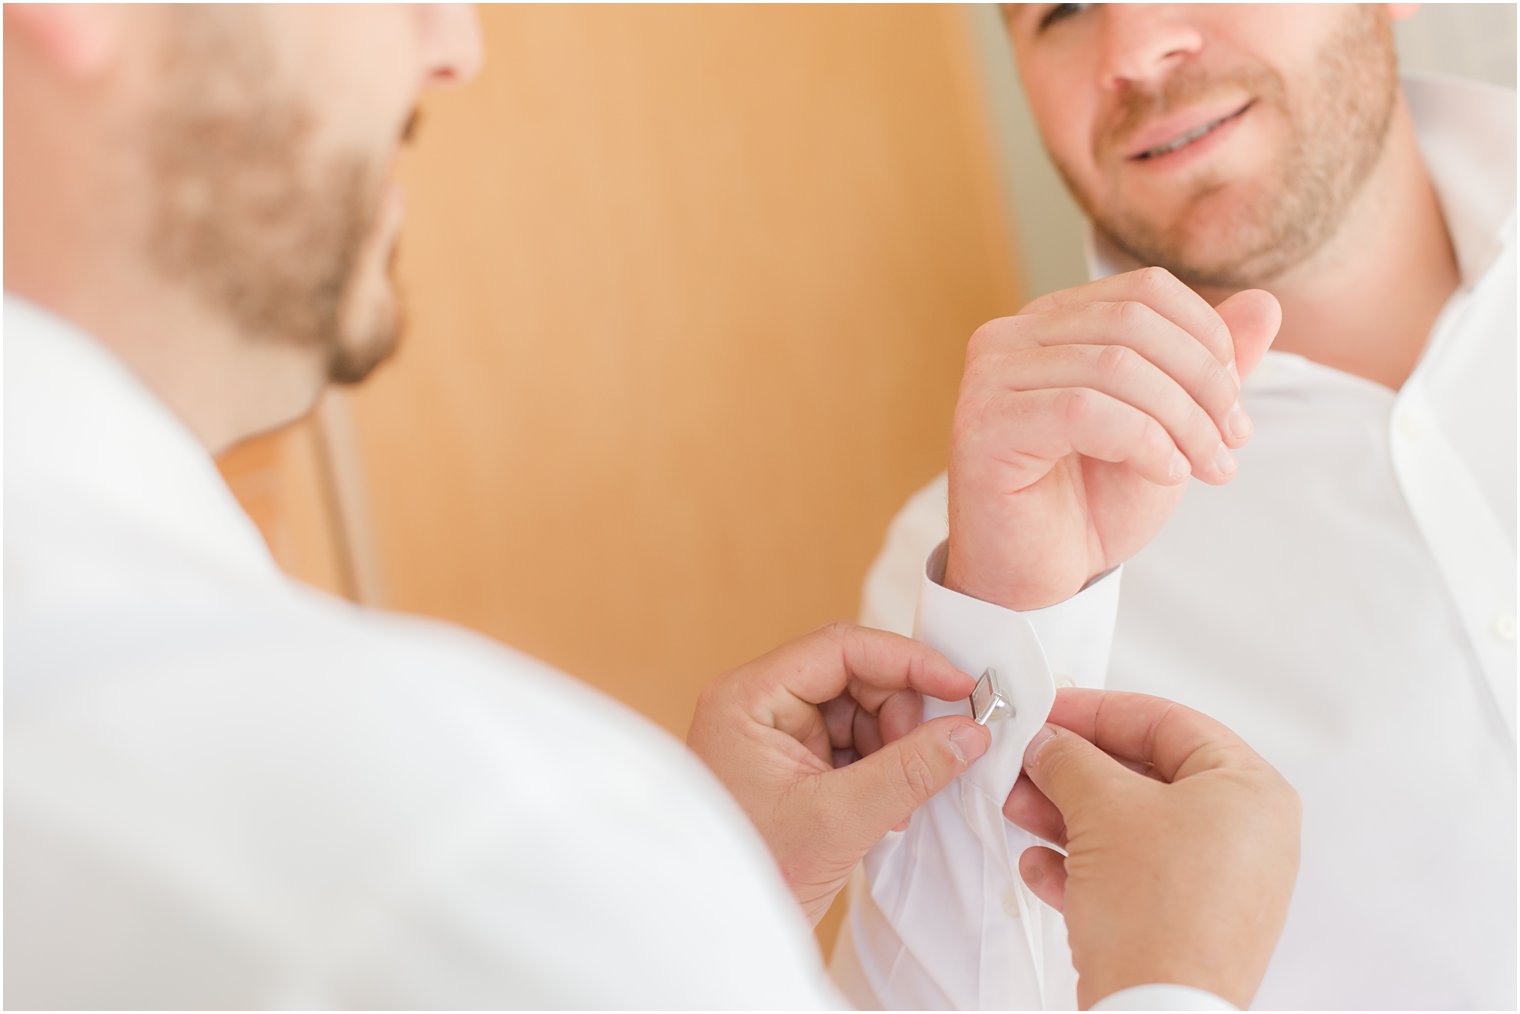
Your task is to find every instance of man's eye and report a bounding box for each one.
[1039,3,1089,31]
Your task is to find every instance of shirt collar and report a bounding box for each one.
[1086,73,1517,289]
[4,293,282,583]
[1403,72,1516,288]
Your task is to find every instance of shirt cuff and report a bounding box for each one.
[1090,983,1237,1010]
[922,540,1123,690]
[836,544,1131,1011]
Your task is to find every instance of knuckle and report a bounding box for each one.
[1095,343,1139,383]
[951,393,998,446]
[1243,774,1305,846]
[1022,286,1069,315]
[1193,365,1237,421]
[966,317,1016,359]
[1139,416,1172,454]
[728,673,770,715]
[1210,319,1235,358]
[1110,299,1153,332]
[1165,393,1211,443]
[954,356,997,401]
[817,618,858,645]
[1195,353,1232,396]
[1286,789,1304,825]
[1273,774,1304,817]
[1133,264,1179,297]
[707,663,744,697]
[691,681,721,719]
[900,649,929,693]
[1058,387,1094,426]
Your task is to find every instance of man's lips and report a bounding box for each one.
[1123,99,1255,161]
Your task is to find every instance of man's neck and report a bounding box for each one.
[6,268,323,456]
[1200,97,1459,393]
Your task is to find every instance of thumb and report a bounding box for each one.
[824,716,989,847]
[1215,289,1282,379]
[1021,722,1135,817]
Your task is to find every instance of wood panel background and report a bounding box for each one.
[220,3,1022,950]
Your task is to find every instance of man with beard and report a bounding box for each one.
[836,4,1515,1009]
[5,6,1302,1009]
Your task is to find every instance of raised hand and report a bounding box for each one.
[946,267,1281,609]
[687,622,990,925]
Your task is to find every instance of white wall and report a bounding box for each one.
[969,3,1519,301]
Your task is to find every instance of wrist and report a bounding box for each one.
[1087,983,1238,1011]
[1081,963,1252,1012]
[1078,930,1267,1012]
[943,539,1091,612]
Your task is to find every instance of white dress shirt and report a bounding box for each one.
[3,295,1211,1011]
[834,74,1517,1010]
[3,296,840,1008]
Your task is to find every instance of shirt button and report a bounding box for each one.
[1002,890,1022,919]
[1494,613,1517,642]
[1053,672,1076,689]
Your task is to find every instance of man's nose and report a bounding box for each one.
[1097,5,1203,91]
[419,3,484,87]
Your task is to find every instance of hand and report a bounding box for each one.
[1005,688,1300,1010]
[945,268,1282,610]
[687,621,991,925]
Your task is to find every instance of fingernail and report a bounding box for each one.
[1024,724,1058,767]
[1213,442,1237,477]
[1227,401,1253,442]
[1168,450,1190,483]
[949,723,990,767]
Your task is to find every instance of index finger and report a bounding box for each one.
[1045,687,1263,783]
[1028,266,1235,370]
[740,621,975,717]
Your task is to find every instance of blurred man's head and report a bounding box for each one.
[1003,4,1409,289]
[5,5,481,447]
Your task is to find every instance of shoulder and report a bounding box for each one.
[8,575,829,1005]
[196,580,740,828]
[284,596,828,1005]
[216,588,836,1004]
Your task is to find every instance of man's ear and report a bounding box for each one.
[1386,4,1421,23]
[4,4,119,80]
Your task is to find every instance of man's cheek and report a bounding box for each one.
[1036,103,1098,177]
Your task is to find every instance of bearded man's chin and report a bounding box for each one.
[327,315,401,385]
[327,245,404,385]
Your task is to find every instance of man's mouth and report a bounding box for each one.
[1128,100,1255,161]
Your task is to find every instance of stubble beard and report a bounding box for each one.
[146,11,401,389]
[1056,8,1399,290]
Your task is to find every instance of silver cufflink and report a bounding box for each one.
[970,667,1014,725]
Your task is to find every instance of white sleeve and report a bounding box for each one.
[831,541,1122,1009]
[298,626,847,1009]
[1091,984,1236,1010]
[859,477,952,636]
